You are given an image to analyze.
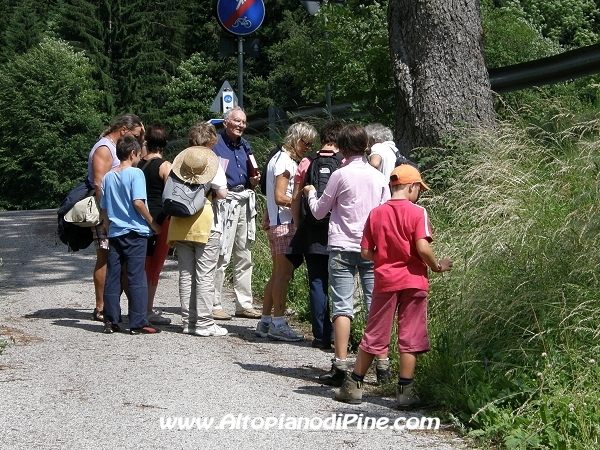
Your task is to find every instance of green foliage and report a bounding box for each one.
[161,53,217,139]
[481,6,560,68]
[0,37,104,209]
[413,100,600,448]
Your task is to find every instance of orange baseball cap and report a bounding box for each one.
[389,164,430,191]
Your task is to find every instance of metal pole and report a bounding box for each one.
[238,36,244,109]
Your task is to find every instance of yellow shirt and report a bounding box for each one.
[166,196,214,246]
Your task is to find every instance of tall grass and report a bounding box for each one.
[416,105,600,448]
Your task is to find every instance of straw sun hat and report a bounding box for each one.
[171,146,219,185]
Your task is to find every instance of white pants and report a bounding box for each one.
[175,231,221,329]
[213,196,254,312]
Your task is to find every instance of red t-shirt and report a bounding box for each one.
[361,199,433,293]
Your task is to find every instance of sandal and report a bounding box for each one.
[92,308,104,322]
[130,324,161,335]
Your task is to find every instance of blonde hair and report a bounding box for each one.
[284,122,317,148]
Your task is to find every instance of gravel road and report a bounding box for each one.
[0,209,467,449]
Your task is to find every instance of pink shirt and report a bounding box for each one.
[361,199,433,293]
[294,149,340,185]
[307,155,390,251]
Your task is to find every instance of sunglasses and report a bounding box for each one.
[300,139,313,147]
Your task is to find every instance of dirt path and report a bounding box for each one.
[0,210,467,449]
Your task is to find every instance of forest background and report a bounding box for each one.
[2,0,600,448]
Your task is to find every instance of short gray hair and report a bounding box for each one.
[364,123,393,143]
[223,106,245,121]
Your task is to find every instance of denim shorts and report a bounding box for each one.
[328,250,374,320]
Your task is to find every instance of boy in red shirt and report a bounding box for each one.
[335,164,453,409]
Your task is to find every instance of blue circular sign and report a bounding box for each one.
[224,94,233,103]
[216,0,265,36]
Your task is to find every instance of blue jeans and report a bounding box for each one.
[328,250,374,321]
[305,254,332,344]
[104,232,148,329]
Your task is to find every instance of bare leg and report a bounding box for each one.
[333,315,351,360]
[353,348,376,376]
[262,254,276,316]
[272,254,293,318]
[94,248,108,311]
[147,282,158,314]
[399,353,417,379]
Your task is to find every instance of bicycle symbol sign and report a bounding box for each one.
[216,0,265,36]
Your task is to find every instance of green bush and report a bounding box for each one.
[414,102,600,448]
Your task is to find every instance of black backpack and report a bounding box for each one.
[259,146,283,195]
[388,143,418,169]
[301,151,344,226]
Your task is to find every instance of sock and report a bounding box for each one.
[398,377,413,386]
[260,315,271,324]
[272,316,286,327]
[351,372,364,382]
[334,358,346,362]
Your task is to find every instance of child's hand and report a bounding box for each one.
[303,185,315,196]
[438,258,453,272]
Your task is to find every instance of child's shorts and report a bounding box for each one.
[267,223,295,257]
[359,288,430,355]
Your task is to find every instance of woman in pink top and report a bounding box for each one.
[304,123,391,387]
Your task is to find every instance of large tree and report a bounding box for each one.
[388,0,495,155]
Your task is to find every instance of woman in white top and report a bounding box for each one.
[258,122,317,342]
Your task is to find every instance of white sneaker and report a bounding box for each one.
[190,324,228,337]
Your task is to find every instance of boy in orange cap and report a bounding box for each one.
[335,164,453,409]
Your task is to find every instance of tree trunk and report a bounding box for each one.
[388,0,495,155]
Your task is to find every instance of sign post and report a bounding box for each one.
[216,0,266,109]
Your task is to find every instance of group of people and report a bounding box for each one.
[88,108,262,337]
[87,108,453,410]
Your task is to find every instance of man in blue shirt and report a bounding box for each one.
[211,107,261,320]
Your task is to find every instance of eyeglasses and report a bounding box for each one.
[229,118,247,126]
[300,139,313,147]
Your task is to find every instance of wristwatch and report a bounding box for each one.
[436,262,442,272]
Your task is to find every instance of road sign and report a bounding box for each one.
[210,80,238,113]
[216,0,265,36]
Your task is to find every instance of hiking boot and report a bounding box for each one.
[334,373,363,404]
[318,359,349,387]
[255,321,270,338]
[375,358,393,384]
[267,322,303,342]
[396,382,420,410]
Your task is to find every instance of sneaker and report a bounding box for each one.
[103,322,120,334]
[318,359,349,387]
[212,309,232,320]
[267,322,303,342]
[185,324,228,337]
[334,373,363,404]
[375,359,393,384]
[396,382,420,410]
[255,321,270,338]
[147,311,171,325]
[129,324,161,335]
[182,326,196,335]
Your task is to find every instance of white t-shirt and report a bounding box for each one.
[266,149,297,226]
[370,141,398,181]
[210,165,228,232]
